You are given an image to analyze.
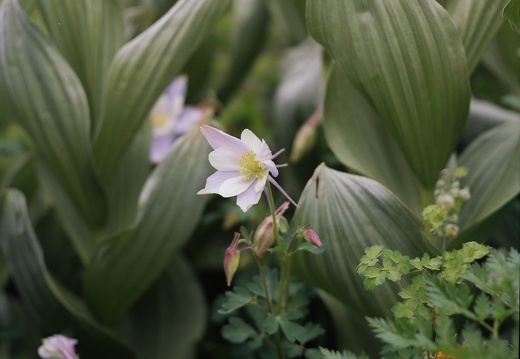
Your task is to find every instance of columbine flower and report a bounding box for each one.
[149,75,206,163]
[197,125,296,212]
[38,335,79,359]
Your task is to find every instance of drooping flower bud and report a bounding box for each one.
[253,202,290,258]
[224,233,241,286]
[38,335,79,359]
[290,108,322,163]
[302,228,322,248]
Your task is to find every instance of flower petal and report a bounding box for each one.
[255,140,273,161]
[208,147,241,171]
[241,129,263,153]
[219,176,254,197]
[255,175,268,192]
[265,160,279,177]
[173,106,202,135]
[236,184,263,212]
[198,171,238,195]
[149,135,174,163]
[200,125,247,152]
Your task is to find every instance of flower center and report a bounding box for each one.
[238,151,267,181]
[152,112,169,129]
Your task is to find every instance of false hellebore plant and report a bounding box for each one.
[198,126,328,357]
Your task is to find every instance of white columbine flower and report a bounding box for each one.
[38,335,79,359]
[150,75,205,163]
[197,125,296,212]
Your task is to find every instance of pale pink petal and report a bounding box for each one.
[173,106,202,135]
[198,171,238,195]
[209,147,241,171]
[265,160,279,177]
[255,140,273,161]
[268,176,298,207]
[241,129,263,152]
[164,75,187,117]
[236,184,263,212]
[254,175,268,192]
[219,176,254,197]
[200,125,247,152]
[149,135,174,163]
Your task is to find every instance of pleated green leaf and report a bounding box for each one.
[307,0,470,188]
[0,0,106,228]
[458,121,520,235]
[37,0,125,128]
[93,0,231,180]
[218,0,270,103]
[504,0,520,33]
[104,121,151,236]
[0,190,134,359]
[323,65,422,213]
[445,0,509,73]
[292,164,436,316]
[123,255,207,359]
[273,38,324,149]
[85,129,211,325]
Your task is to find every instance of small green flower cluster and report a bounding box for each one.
[422,167,470,239]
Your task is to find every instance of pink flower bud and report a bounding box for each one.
[224,233,241,286]
[38,335,79,359]
[302,229,322,247]
[253,202,290,259]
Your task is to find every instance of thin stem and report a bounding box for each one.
[251,250,273,314]
[283,256,292,310]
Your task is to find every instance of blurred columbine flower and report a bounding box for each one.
[197,125,296,212]
[38,335,79,359]
[149,75,206,163]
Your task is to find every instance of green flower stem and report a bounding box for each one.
[251,250,273,314]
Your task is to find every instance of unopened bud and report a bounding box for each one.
[458,188,470,201]
[302,229,322,247]
[38,335,79,359]
[224,233,241,286]
[290,108,322,163]
[436,194,454,208]
[444,224,459,238]
[253,202,290,258]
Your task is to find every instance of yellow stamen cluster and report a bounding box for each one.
[152,112,168,128]
[238,151,267,181]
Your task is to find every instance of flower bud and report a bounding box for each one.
[290,108,322,163]
[436,194,454,208]
[253,202,290,258]
[38,335,79,359]
[224,233,241,286]
[444,224,459,238]
[302,229,322,247]
[458,188,470,201]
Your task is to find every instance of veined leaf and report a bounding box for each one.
[93,0,231,180]
[445,0,509,73]
[0,0,106,228]
[37,0,125,129]
[306,0,470,187]
[0,190,134,359]
[122,255,207,359]
[323,65,422,213]
[291,164,436,316]
[85,129,211,325]
[504,0,520,34]
[457,121,520,239]
[218,0,270,103]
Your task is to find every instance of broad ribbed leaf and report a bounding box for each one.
[273,38,323,149]
[93,0,231,179]
[292,164,436,315]
[85,129,211,324]
[323,65,422,213]
[218,0,269,103]
[0,190,134,359]
[38,0,125,128]
[104,121,151,236]
[268,0,306,43]
[445,0,509,73]
[307,0,470,187]
[504,0,520,33]
[0,0,106,228]
[123,255,206,359]
[458,121,520,234]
